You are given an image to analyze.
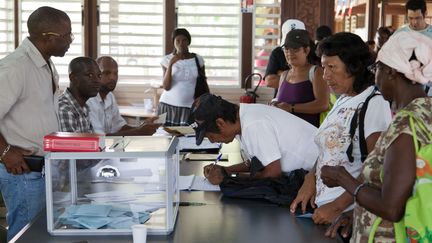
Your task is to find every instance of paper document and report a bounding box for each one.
[183,153,228,161]
[179,175,220,191]
[177,137,220,151]
[164,126,195,136]
[154,113,166,124]
[179,175,195,190]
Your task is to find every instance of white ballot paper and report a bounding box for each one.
[179,175,220,191]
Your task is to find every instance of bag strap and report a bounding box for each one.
[308,65,317,83]
[368,217,382,243]
[358,88,380,161]
[399,110,432,153]
[369,110,431,243]
[282,70,289,83]
[346,87,381,163]
[410,114,420,153]
[193,53,201,71]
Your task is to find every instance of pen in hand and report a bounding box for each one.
[213,153,223,167]
[204,153,223,181]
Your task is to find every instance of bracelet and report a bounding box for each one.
[291,104,295,113]
[0,144,11,161]
[353,183,367,202]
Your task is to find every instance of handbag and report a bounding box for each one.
[220,169,309,206]
[368,111,432,243]
[193,53,210,99]
[219,156,310,207]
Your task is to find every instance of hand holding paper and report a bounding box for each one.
[153,113,166,124]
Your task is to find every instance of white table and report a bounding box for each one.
[118,106,157,125]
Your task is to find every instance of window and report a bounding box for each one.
[99,0,164,84]
[177,0,241,86]
[0,0,14,59]
[20,0,84,84]
[253,0,281,84]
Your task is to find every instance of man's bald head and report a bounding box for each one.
[96,56,119,94]
[27,6,70,36]
[96,56,117,67]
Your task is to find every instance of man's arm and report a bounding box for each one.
[204,158,282,185]
[264,47,286,89]
[108,123,161,136]
[224,160,251,174]
[251,159,282,179]
[265,74,281,89]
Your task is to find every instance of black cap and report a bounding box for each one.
[283,29,310,49]
[189,93,223,145]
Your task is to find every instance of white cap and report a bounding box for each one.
[281,19,306,44]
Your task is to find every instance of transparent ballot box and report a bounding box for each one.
[44,136,179,236]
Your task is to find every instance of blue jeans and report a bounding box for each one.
[0,164,45,241]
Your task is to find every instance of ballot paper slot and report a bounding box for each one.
[45,136,179,236]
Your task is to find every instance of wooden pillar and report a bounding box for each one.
[281,0,297,23]
[320,0,335,30]
[83,0,98,58]
[164,1,176,55]
[367,0,380,40]
[281,0,332,37]
[241,13,253,88]
[14,0,19,48]
[380,0,386,26]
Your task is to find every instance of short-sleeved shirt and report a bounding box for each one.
[0,38,60,155]
[351,97,432,243]
[237,104,318,173]
[264,47,289,79]
[87,92,126,134]
[58,88,93,133]
[314,86,392,207]
[159,54,204,108]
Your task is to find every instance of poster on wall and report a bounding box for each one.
[241,0,254,13]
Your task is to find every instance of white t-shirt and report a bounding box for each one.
[159,53,204,108]
[236,104,318,173]
[314,86,392,207]
[86,92,127,134]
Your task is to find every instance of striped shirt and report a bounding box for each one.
[58,88,93,133]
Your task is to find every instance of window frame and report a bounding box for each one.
[4,0,298,88]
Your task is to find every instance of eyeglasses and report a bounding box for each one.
[42,32,74,41]
[282,46,301,53]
